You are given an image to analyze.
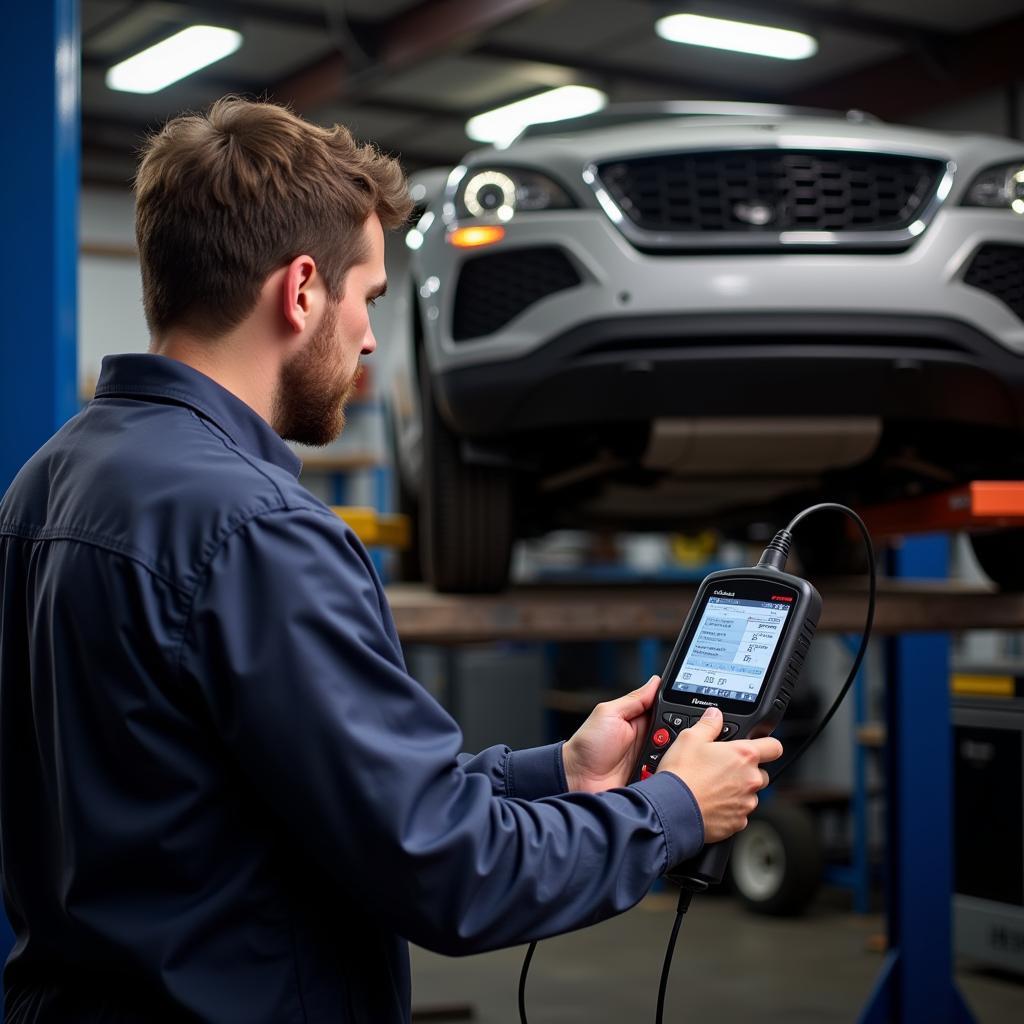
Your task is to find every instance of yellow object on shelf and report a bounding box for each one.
[952,673,1016,698]
[670,530,717,566]
[332,506,410,549]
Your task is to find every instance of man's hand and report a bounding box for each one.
[658,707,783,843]
[562,676,661,793]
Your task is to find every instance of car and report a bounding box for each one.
[376,102,1024,592]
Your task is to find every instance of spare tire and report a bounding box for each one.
[730,800,822,916]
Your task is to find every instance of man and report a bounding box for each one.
[0,98,781,1022]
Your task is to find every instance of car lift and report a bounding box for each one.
[370,482,1024,1024]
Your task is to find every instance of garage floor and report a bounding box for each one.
[411,891,1022,1023]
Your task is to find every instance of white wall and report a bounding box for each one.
[78,186,148,396]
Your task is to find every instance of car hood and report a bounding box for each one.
[461,115,1024,192]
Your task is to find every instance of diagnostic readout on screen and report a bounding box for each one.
[672,597,791,703]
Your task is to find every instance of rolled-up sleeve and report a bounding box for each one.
[177,507,704,955]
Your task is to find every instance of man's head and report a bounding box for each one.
[134,97,412,444]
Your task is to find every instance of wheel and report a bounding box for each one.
[419,361,514,592]
[729,800,822,916]
[968,529,1024,591]
[388,416,422,584]
[385,394,422,583]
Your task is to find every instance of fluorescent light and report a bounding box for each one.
[655,13,817,61]
[106,26,242,94]
[466,86,607,147]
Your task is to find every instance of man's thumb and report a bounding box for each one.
[692,706,723,738]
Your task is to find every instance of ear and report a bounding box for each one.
[281,255,318,334]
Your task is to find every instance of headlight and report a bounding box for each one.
[455,168,575,221]
[962,161,1024,213]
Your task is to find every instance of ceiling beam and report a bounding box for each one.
[786,11,1024,120]
[82,94,468,154]
[338,94,467,124]
[272,0,551,112]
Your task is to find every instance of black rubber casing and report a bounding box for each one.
[630,564,822,888]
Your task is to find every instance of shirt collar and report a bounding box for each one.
[93,353,302,478]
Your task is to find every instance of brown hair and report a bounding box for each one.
[134,96,412,337]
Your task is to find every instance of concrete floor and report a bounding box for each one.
[410,891,1023,1023]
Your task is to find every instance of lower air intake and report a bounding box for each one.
[452,247,582,341]
[964,244,1024,323]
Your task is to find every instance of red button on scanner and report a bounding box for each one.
[652,728,671,748]
[640,765,654,780]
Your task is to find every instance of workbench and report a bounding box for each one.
[388,567,1000,1024]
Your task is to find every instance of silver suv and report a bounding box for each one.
[379,103,1024,591]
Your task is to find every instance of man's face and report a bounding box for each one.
[274,214,387,446]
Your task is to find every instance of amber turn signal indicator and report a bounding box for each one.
[447,225,506,248]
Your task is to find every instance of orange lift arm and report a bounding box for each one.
[862,481,1024,537]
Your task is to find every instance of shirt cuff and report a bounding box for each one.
[505,742,568,800]
[631,771,705,868]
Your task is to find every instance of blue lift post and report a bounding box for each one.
[859,534,974,1024]
[0,0,81,994]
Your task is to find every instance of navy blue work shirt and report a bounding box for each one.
[0,354,703,1023]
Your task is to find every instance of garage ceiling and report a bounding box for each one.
[81,0,1024,186]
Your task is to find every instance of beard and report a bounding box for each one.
[272,304,357,446]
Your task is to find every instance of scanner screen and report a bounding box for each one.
[672,596,791,704]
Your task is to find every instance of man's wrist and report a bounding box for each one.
[561,737,581,793]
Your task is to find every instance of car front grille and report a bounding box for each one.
[452,247,582,341]
[594,149,946,247]
[963,244,1024,323]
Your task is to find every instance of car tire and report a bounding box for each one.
[729,800,822,916]
[968,529,1024,591]
[419,361,514,592]
[387,416,422,584]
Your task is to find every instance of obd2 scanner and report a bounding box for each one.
[630,558,821,891]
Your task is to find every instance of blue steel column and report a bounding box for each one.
[1,0,79,487]
[859,534,973,1023]
[0,0,80,995]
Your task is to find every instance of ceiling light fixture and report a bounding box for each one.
[466,86,608,148]
[655,13,817,61]
[106,25,243,94]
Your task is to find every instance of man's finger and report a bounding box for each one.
[749,737,784,763]
[689,706,724,739]
[607,675,661,719]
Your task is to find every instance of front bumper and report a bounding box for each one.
[433,312,1024,438]
[414,206,1024,376]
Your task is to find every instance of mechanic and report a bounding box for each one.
[0,97,781,1023]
